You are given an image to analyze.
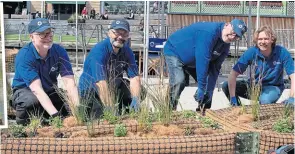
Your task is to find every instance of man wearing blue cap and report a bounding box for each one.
[79,19,142,117]
[163,19,247,112]
[11,18,80,125]
[222,26,294,106]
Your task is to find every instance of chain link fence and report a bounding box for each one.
[276,29,295,49]
[202,1,243,15]
[169,1,294,17]
[287,1,294,16]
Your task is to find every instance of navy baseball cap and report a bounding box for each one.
[28,18,53,34]
[231,19,247,38]
[110,19,130,32]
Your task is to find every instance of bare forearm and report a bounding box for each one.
[289,73,295,97]
[130,76,141,98]
[96,80,112,106]
[65,84,80,107]
[32,89,58,115]
[30,79,58,115]
[228,70,239,97]
[62,76,80,107]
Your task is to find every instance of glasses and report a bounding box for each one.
[34,31,54,39]
[111,29,129,38]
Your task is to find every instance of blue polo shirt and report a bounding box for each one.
[164,22,230,94]
[12,43,74,92]
[78,38,138,95]
[233,45,295,91]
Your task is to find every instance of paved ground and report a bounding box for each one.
[144,77,290,111]
[178,86,290,111]
[69,69,291,111]
[6,68,291,117]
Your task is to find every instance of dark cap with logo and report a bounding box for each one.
[110,19,130,32]
[28,18,53,34]
[231,19,247,38]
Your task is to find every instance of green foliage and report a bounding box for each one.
[85,111,100,137]
[54,85,87,126]
[273,104,294,133]
[145,84,171,126]
[49,116,63,129]
[114,124,127,137]
[103,110,118,124]
[27,112,42,137]
[197,115,220,129]
[182,110,196,119]
[9,124,26,138]
[283,103,293,118]
[248,63,262,121]
[272,117,294,133]
[129,108,138,119]
[240,100,247,114]
[74,104,88,125]
[138,103,153,132]
[249,83,261,121]
[86,119,98,137]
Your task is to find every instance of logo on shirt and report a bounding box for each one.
[116,21,120,24]
[273,61,281,65]
[50,66,57,72]
[213,51,221,56]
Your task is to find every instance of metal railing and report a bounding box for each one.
[4,22,294,77]
[4,22,294,51]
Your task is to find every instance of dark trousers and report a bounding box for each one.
[11,88,69,125]
[221,80,249,105]
[81,78,139,119]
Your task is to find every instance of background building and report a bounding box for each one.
[3,1,101,20]
[3,1,166,20]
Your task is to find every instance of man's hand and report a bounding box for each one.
[130,97,139,112]
[194,89,205,103]
[230,96,238,106]
[51,111,60,118]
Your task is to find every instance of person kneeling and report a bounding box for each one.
[222,26,294,106]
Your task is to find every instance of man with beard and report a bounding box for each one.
[163,19,247,113]
[78,19,142,118]
[11,18,80,125]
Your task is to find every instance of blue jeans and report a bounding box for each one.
[222,80,282,105]
[165,55,198,109]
